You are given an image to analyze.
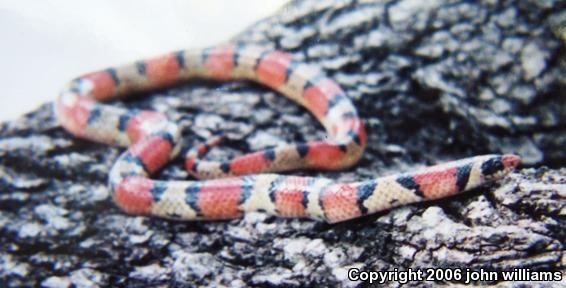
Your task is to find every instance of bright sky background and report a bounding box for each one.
[0,0,288,121]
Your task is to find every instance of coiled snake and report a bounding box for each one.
[54,44,520,223]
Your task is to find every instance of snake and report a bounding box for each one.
[54,44,521,223]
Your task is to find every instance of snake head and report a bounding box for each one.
[481,154,521,181]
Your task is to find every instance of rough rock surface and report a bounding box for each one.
[1,0,565,287]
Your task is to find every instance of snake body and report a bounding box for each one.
[55,44,520,223]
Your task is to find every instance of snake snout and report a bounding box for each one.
[501,154,521,170]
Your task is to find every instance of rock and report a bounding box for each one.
[129,263,169,282]
[69,268,108,288]
[521,42,550,80]
[0,0,564,287]
[41,276,71,288]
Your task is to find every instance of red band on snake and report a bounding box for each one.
[54,44,520,223]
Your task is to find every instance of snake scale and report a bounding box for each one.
[54,44,521,223]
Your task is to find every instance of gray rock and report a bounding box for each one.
[41,276,71,288]
[0,0,565,287]
[69,268,108,288]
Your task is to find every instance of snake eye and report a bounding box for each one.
[481,156,504,176]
